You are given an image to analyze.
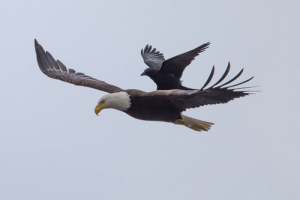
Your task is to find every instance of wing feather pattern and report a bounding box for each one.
[141,45,165,70]
[145,64,254,112]
[159,42,211,79]
[35,40,123,93]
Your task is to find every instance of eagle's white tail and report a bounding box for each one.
[175,114,214,132]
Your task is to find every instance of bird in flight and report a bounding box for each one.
[35,40,254,132]
[141,42,210,90]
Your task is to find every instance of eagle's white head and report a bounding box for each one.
[94,91,131,115]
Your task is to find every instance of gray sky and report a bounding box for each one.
[0,0,299,199]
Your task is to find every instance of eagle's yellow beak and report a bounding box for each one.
[94,103,106,116]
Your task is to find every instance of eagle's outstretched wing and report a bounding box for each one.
[146,62,255,111]
[35,40,123,93]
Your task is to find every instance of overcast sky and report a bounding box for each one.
[0,1,299,200]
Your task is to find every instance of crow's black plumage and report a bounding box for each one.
[141,42,210,90]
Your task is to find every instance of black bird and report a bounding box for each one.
[141,42,210,90]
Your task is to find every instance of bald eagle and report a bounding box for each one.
[141,42,210,90]
[35,40,254,132]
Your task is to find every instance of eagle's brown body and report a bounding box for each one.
[125,90,182,122]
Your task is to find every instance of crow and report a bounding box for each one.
[141,42,210,90]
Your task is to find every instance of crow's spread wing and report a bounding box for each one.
[159,42,210,79]
[141,44,165,70]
